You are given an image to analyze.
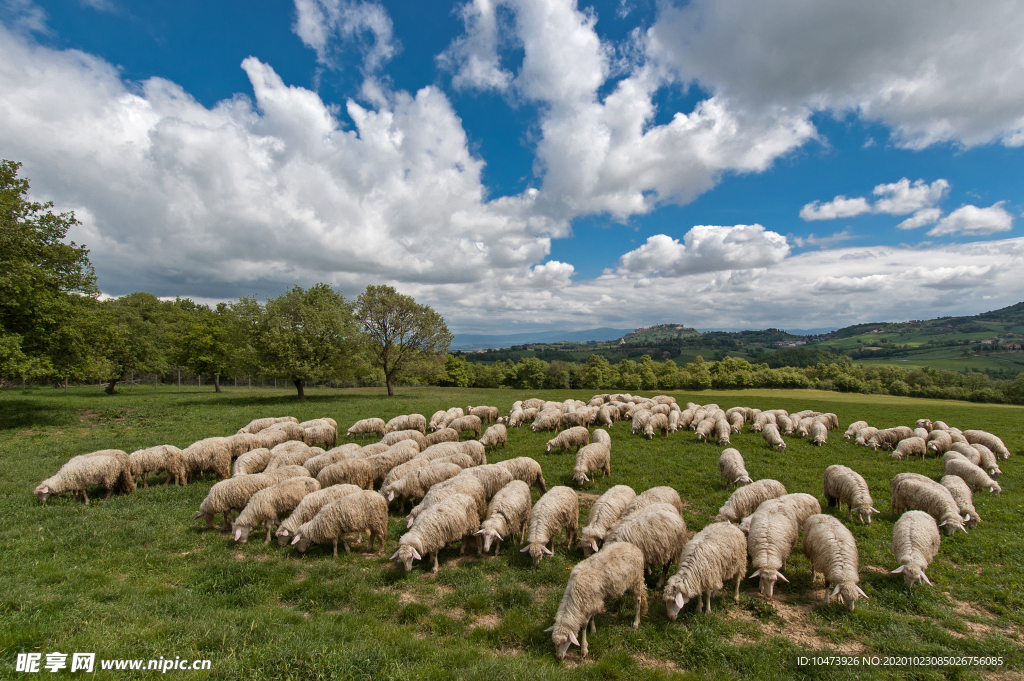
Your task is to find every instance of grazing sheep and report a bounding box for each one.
[604,502,687,588]
[624,486,683,517]
[868,427,913,451]
[643,413,669,439]
[761,423,786,451]
[970,443,1002,476]
[429,410,447,431]
[713,418,732,445]
[237,416,298,434]
[522,486,579,566]
[776,415,795,435]
[714,479,788,523]
[275,484,362,546]
[597,405,619,428]
[414,443,461,463]
[663,522,747,618]
[926,430,953,455]
[264,442,317,472]
[438,407,466,430]
[913,427,930,441]
[476,480,532,555]
[182,440,232,483]
[448,415,483,439]
[381,429,427,450]
[254,428,290,450]
[363,448,419,488]
[393,493,481,572]
[949,442,982,466]
[233,448,272,477]
[380,458,432,493]
[193,466,309,527]
[752,412,776,433]
[350,442,391,458]
[466,405,499,424]
[931,421,950,431]
[495,457,547,492]
[807,421,827,446]
[844,421,869,439]
[561,411,591,428]
[424,428,461,447]
[719,449,752,488]
[263,421,306,442]
[943,457,1001,495]
[854,427,879,446]
[34,453,130,504]
[890,473,966,535]
[406,475,488,528]
[572,439,611,485]
[892,437,927,461]
[963,430,1010,459]
[479,424,507,451]
[694,418,716,442]
[129,445,185,487]
[292,490,388,556]
[802,514,867,611]
[823,465,879,524]
[915,419,933,432]
[383,463,463,509]
[816,413,839,430]
[303,444,363,478]
[775,493,822,527]
[224,433,261,458]
[678,408,697,430]
[726,411,744,434]
[547,426,591,454]
[233,476,321,543]
[315,459,374,490]
[579,485,636,556]
[631,410,654,435]
[301,421,338,449]
[747,499,800,598]
[891,510,941,588]
[455,464,514,498]
[522,398,546,410]
[940,475,981,529]
[384,413,427,435]
[346,418,386,440]
[531,410,562,433]
[546,542,647,660]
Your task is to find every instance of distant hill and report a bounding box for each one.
[451,327,635,351]
[619,324,699,343]
[826,301,1024,339]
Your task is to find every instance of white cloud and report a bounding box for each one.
[292,0,398,73]
[3,0,48,35]
[928,202,1014,236]
[790,229,858,249]
[617,225,790,277]
[646,0,1024,149]
[896,208,941,230]
[437,0,513,91]
[800,196,872,221]
[801,177,949,222]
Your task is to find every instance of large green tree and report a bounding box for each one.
[172,301,233,392]
[0,160,100,381]
[357,285,452,397]
[98,292,178,393]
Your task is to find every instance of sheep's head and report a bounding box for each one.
[832,583,867,611]
[571,469,590,485]
[751,568,787,598]
[232,524,251,543]
[939,516,967,535]
[579,532,600,557]
[854,506,880,524]
[662,579,694,621]
[734,475,753,486]
[391,544,421,571]
[192,511,216,528]
[521,542,552,567]
[275,528,293,546]
[544,624,578,659]
[476,528,502,553]
[990,483,1002,496]
[34,484,52,503]
[891,563,932,588]
[776,442,787,452]
[290,532,311,553]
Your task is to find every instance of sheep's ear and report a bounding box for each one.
[776,572,789,583]
[234,529,242,541]
[674,593,685,608]
[474,530,484,536]
[871,507,880,514]
[543,625,555,633]
[831,585,842,598]
[41,486,49,494]
[964,514,971,522]
[939,520,948,527]
[568,632,580,647]
[291,535,302,545]
[390,550,400,560]
[891,565,905,574]
[495,532,503,541]
[749,569,761,579]
[856,586,868,599]
[387,491,394,502]
[192,512,204,521]
[582,473,589,482]
[543,546,554,556]
[411,548,422,560]
[520,545,531,553]
[960,525,968,534]
[922,573,933,586]
[591,540,599,553]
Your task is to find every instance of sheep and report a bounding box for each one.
[384,413,427,435]
[237,416,298,434]
[713,418,732,446]
[315,459,374,490]
[915,418,933,432]
[890,510,941,588]
[547,426,590,454]
[775,414,794,435]
[346,418,386,440]
[232,476,321,543]
[383,463,463,509]
[263,421,306,442]
[254,428,290,450]
[761,423,786,451]
[964,430,1010,459]
[429,410,447,431]
[807,421,827,446]
[447,415,482,439]
[522,486,579,566]
[275,484,362,546]
[631,410,654,435]
[495,457,547,492]
[233,448,272,476]
[406,475,488,528]
[802,514,867,611]
[943,457,1001,495]
[892,437,927,461]
[926,430,953,455]
[380,457,432,493]
[579,485,636,556]
[476,480,532,555]
[624,486,683,517]
[546,542,647,660]
[931,420,950,431]
[747,499,800,598]
[844,421,869,439]
[597,405,619,428]
[414,443,461,463]
[129,445,186,487]
[181,440,232,483]
[455,464,514,498]
[854,427,879,446]
[868,427,913,451]
[663,521,747,618]
[752,412,776,433]
[678,408,697,430]
[775,493,822,527]
[264,442,317,472]
[604,502,687,588]
[393,493,481,572]
[455,440,487,465]
[292,490,388,557]
[816,413,840,430]
[939,475,981,529]
[948,442,982,466]
[421,429,460,450]
[364,448,419,487]
[890,473,966,534]
[522,398,546,410]
[714,479,788,523]
[467,406,499,424]
[303,443,363,478]
[381,429,427,450]
[479,424,507,451]
[822,464,879,524]
[694,418,716,442]
[969,443,1002,476]
[573,437,611,485]
[718,448,752,488]
[643,413,669,439]
[912,427,929,441]
[193,466,309,527]
[34,453,130,504]
[225,433,261,458]
[300,423,337,450]
[350,442,391,458]
[560,411,590,428]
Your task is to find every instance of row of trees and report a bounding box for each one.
[441,353,1024,405]
[1,161,451,398]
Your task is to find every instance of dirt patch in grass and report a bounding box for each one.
[723,595,865,653]
[294,572,306,584]
[398,592,418,606]
[861,565,890,575]
[576,492,600,502]
[634,653,682,673]
[468,613,501,630]
[77,409,100,422]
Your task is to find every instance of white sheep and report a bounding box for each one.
[476,480,532,555]
[761,423,786,451]
[301,420,338,449]
[663,521,747,618]
[494,457,547,492]
[747,499,800,598]
[868,427,913,451]
[718,448,752,488]
[448,415,483,439]
[926,430,953,455]
[714,418,732,445]
[405,475,488,529]
[890,510,941,588]
[939,475,981,529]
[963,430,1010,459]
[844,421,869,439]
[346,418,386,440]
[181,440,232,483]
[522,486,579,566]
[546,426,590,454]
[129,445,185,487]
[892,437,927,461]
[479,424,507,451]
[315,459,374,490]
[237,416,298,434]
[383,462,463,510]
[428,410,447,431]
[393,492,481,572]
[454,464,514,499]
[381,429,427,450]
[802,514,867,611]
[943,457,1001,495]
[694,418,716,442]
[423,428,461,447]
[915,418,933,432]
[291,490,388,556]
[264,442,317,472]
[303,443,363,478]
[604,502,687,588]
[948,442,982,466]
[854,427,879,446]
[253,428,290,451]
[193,466,309,528]
[545,542,647,660]
[808,421,828,446]
[232,448,272,476]
[384,413,427,435]
[643,413,669,439]
[890,473,966,535]
[35,452,132,504]
[971,443,1002,476]
[623,486,683,517]
[823,465,879,524]
[275,484,362,546]
[714,479,787,523]
[232,476,321,543]
[572,437,611,485]
[579,485,636,556]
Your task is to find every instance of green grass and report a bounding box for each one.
[2,385,1023,679]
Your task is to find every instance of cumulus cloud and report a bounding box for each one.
[800,196,872,221]
[928,203,1014,236]
[437,0,513,91]
[896,208,942,230]
[292,0,398,73]
[617,225,790,277]
[801,177,948,221]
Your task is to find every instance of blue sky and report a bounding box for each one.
[3,0,1024,333]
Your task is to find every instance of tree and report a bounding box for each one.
[242,284,359,400]
[172,301,233,392]
[356,285,452,397]
[98,292,177,393]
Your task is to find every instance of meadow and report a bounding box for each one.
[2,385,1023,680]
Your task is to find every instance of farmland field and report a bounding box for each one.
[2,385,1023,680]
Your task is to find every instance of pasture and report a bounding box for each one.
[2,386,1023,680]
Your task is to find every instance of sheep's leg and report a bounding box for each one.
[632,590,643,628]
[143,475,148,488]
[657,564,669,589]
[264,524,273,544]
[705,591,712,614]
[581,623,589,658]
[104,486,113,500]
[82,489,89,505]
[431,552,439,573]
[494,540,500,557]
[589,616,597,633]
[343,539,351,554]
[332,538,338,558]
[734,573,742,603]
[696,592,703,613]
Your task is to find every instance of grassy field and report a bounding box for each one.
[2,385,1023,680]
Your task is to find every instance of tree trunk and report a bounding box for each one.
[213,374,221,393]
[105,377,119,394]
[386,372,394,397]
[129,371,134,392]
[294,379,305,400]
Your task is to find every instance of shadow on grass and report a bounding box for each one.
[0,398,80,431]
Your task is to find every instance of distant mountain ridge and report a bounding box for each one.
[451,327,635,351]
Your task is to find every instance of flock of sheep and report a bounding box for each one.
[31,394,1013,661]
